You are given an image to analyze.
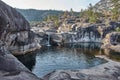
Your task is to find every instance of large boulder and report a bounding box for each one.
[0,51,41,80]
[102,32,120,52]
[0,1,40,55]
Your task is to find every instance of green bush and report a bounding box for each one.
[116,27,120,32]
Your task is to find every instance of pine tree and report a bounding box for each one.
[70,8,74,16]
[79,9,83,18]
[63,11,69,18]
[79,9,88,18]
[111,0,120,21]
[87,3,98,23]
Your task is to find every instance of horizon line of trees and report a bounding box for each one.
[44,0,119,24]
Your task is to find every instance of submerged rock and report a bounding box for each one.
[0,1,40,55]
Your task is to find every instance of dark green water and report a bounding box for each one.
[16,43,120,77]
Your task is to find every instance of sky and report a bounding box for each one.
[2,0,100,12]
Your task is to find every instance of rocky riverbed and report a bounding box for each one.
[1,50,120,80]
[31,21,120,52]
[0,0,120,80]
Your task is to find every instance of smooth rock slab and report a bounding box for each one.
[0,53,41,80]
[0,71,41,80]
[43,56,120,80]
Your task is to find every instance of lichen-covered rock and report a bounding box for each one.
[0,1,40,55]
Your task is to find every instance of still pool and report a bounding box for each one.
[16,43,114,77]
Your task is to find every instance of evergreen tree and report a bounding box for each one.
[87,3,98,23]
[45,15,59,27]
[79,9,83,18]
[116,27,120,32]
[63,11,69,18]
[70,8,74,16]
[111,0,120,21]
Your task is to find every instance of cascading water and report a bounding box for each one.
[47,34,51,46]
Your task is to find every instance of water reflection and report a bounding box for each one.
[15,52,36,71]
[15,43,120,77]
[31,43,106,77]
[64,43,101,49]
[104,50,120,62]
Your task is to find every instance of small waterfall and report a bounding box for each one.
[47,34,51,46]
[72,35,74,43]
[72,34,76,43]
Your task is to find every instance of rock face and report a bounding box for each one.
[94,0,113,12]
[0,1,40,55]
[102,32,120,52]
[31,20,119,45]
[0,51,41,80]
[61,25,101,43]
[0,1,42,80]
